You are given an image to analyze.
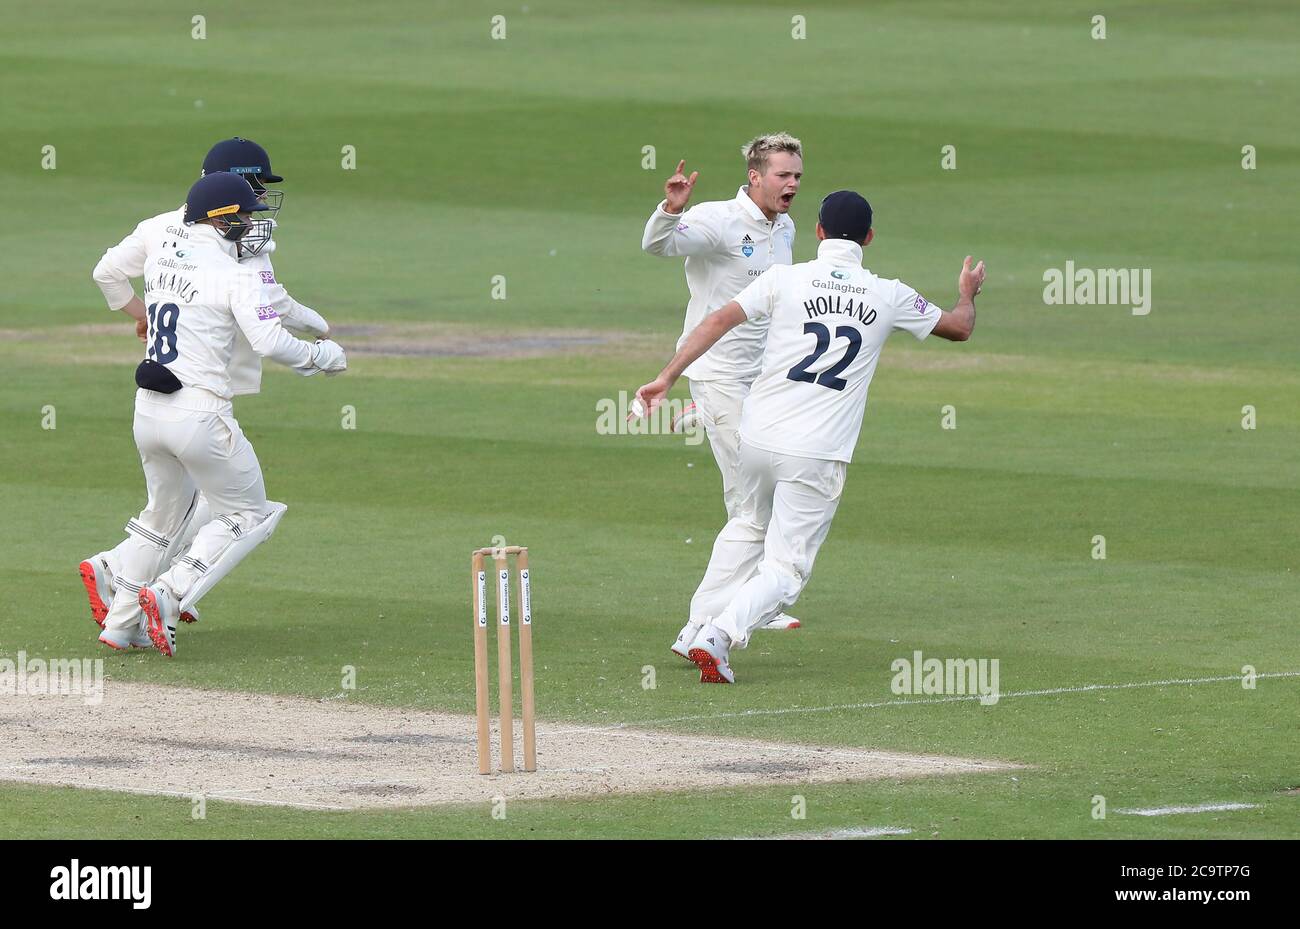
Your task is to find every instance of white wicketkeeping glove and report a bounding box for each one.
[308,338,347,376]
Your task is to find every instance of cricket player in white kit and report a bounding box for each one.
[642,132,803,639]
[81,138,331,636]
[90,172,346,655]
[635,191,985,683]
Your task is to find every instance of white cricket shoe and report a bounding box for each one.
[670,620,702,661]
[98,619,152,651]
[139,583,180,657]
[760,612,801,630]
[78,556,114,629]
[687,624,735,684]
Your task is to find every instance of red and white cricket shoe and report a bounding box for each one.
[687,625,735,684]
[670,620,702,662]
[78,557,113,629]
[139,583,180,657]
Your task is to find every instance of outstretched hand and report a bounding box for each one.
[958,255,986,299]
[663,159,699,214]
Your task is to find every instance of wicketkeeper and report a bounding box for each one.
[89,172,346,655]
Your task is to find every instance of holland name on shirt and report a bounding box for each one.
[803,290,878,325]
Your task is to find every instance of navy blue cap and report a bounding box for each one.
[183,172,271,224]
[818,190,873,242]
[202,137,283,184]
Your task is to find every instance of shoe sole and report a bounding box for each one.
[670,644,694,662]
[759,619,801,630]
[180,610,197,624]
[98,635,127,651]
[138,589,174,658]
[79,561,109,628]
[687,646,733,684]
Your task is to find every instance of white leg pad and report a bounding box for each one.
[177,502,287,614]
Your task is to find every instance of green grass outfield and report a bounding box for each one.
[1,0,1297,839]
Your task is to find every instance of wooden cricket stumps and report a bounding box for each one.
[471,545,536,774]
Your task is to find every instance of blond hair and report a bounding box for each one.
[741,132,803,174]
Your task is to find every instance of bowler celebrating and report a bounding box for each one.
[635,191,985,683]
[642,132,803,645]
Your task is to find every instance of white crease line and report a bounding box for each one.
[600,671,1300,727]
[1115,802,1259,817]
[734,826,913,840]
[539,725,1003,769]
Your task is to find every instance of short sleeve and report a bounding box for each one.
[734,266,783,322]
[891,281,941,340]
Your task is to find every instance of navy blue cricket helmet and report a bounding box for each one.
[202,137,283,185]
[183,172,273,257]
[202,137,284,214]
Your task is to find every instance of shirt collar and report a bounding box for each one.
[817,237,864,266]
[736,185,771,224]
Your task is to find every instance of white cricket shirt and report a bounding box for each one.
[733,238,941,463]
[643,186,794,382]
[92,207,329,395]
[138,224,315,400]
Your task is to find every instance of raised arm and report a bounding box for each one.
[930,256,985,342]
[641,160,721,257]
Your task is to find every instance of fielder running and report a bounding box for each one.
[642,132,803,645]
[88,171,347,655]
[635,190,985,683]
[81,137,331,638]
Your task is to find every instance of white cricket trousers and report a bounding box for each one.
[100,388,271,634]
[688,377,754,520]
[689,442,846,649]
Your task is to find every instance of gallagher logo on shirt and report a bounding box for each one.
[915,295,930,313]
[741,234,755,257]
[260,271,276,284]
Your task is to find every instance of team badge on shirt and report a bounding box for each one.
[741,234,755,258]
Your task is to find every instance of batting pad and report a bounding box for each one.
[178,501,287,614]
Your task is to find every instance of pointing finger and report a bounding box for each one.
[675,159,686,175]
